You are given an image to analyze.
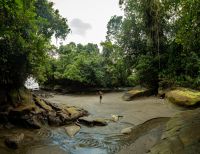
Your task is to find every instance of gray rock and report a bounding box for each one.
[48,113,62,126]
[24,116,42,129]
[111,114,121,122]
[65,125,81,137]
[121,127,133,134]
[79,116,108,126]
[93,118,108,126]
[57,112,70,122]
[149,108,200,154]
[78,116,93,126]
[45,101,62,111]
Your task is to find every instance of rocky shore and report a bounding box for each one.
[0,93,88,129]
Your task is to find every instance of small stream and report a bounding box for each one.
[0,122,133,154]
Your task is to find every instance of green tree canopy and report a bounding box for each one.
[117,0,200,90]
[0,0,70,90]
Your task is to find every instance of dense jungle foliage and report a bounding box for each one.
[1,0,200,97]
[42,0,200,90]
[0,0,69,103]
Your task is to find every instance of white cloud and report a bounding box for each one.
[70,18,92,36]
[51,0,123,46]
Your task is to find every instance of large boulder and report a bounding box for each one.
[166,88,200,106]
[122,87,152,101]
[5,133,24,149]
[65,106,88,120]
[149,108,200,154]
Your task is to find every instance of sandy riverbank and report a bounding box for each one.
[46,92,185,153]
[47,92,184,126]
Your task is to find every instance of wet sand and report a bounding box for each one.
[47,92,184,126]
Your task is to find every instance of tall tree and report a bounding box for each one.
[119,0,167,90]
[0,0,69,104]
[119,0,200,89]
[106,15,123,42]
[161,0,200,88]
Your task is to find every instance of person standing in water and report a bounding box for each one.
[99,91,103,104]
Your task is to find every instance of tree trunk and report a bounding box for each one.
[0,87,32,110]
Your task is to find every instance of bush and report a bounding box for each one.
[127,72,139,86]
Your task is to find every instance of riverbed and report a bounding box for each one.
[0,92,184,154]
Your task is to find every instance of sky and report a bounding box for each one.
[51,0,123,47]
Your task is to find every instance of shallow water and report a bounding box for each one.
[0,121,134,154]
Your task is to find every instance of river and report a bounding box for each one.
[0,92,183,154]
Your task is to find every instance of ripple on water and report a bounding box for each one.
[0,120,149,154]
[45,122,133,154]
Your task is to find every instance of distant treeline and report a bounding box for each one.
[40,42,132,88]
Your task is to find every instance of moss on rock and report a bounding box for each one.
[122,87,152,101]
[65,106,88,120]
[34,97,53,111]
[9,88,32,105]
[10,103,36,113]
[166,88,200,106]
